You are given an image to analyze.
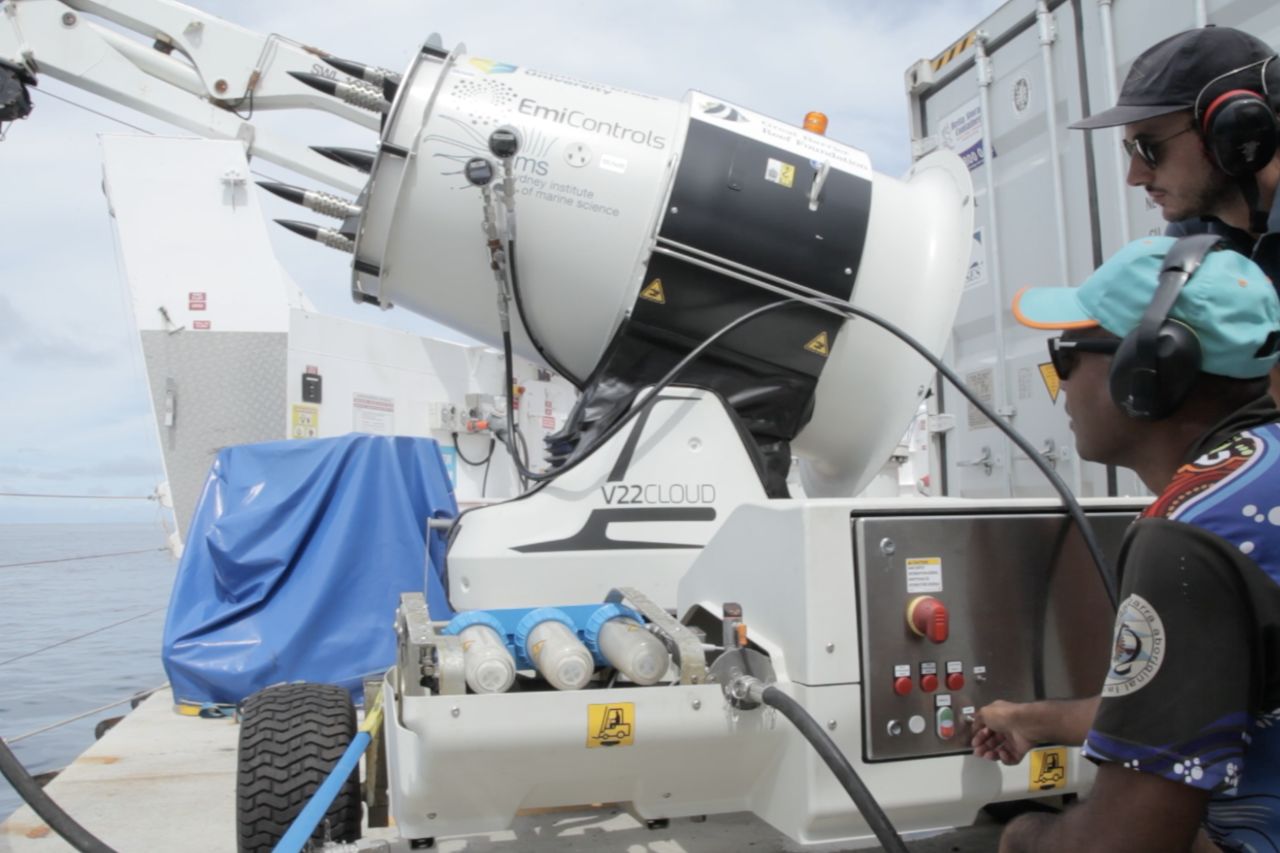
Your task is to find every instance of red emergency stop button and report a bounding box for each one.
[906,596,949,643]
[893,676,912,696]
[920,673,939,693]
[946,672,965,691]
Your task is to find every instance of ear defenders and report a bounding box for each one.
[1109,233,1224,420]
[1196,57,1280,177]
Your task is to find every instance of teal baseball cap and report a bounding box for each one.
[1012,236,1280,379]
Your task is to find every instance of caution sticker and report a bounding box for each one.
[765,158,796,188]
[640,279,666,304]
[1028,747,1068,791]
[905,557,943,593]
[291,404,319,439]
[805,331,830,357]
[587,702,635,748]
[1039,363,1062,404]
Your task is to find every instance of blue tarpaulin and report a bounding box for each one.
[162,434,457,705]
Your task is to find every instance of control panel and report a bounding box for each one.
[854,510,1135,761]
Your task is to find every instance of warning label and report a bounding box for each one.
[291,404,319,439]
[587,702,635,748]
[640,279,666,304]
[805,331,830,357]
[1028,747,1068,790]
[965,368,995,429]
[905,557,943,593]
[765,157,796,188]
[353,393,394,435]
[1039,362,1062,404]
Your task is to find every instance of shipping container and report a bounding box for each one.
[905,0,1280,498]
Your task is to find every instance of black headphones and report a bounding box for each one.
[1109,234,1225,420]
[1195,56,1280,177]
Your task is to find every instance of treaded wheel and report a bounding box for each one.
[236,683,363,853]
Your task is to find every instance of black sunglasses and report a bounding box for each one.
[1121,124,1196,170]
[1048,336,1121,380]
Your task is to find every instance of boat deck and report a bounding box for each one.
[1,689,1004,852]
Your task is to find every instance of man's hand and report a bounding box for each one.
[970,697,1100,765]
[972,700,1035,764]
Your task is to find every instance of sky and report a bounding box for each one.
[0,0,1006,524]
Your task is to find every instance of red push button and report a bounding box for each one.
[946,672,965,691]
[893,676,912,696]
[920,673,939,693]
[906,596,949,643]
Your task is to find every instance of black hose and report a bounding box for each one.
[0,737,116,852]
[500,299,801,486]
[828,300,1117,609]
[760,686,908,853]
[452,433,495,467]
[500,329,528,492]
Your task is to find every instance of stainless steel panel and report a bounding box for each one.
[855,510,1133,761]
[141,330,288,539]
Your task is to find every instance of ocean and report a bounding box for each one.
[0,522,177,822]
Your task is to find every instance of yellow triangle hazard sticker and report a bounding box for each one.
[640,279,666,304]
[1039,362,1062,403]
[805,331,830,357]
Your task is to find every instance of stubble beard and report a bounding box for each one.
[1173,167,1240,224]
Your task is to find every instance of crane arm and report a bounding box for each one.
[0,0,373,193]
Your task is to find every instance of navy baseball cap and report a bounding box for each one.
[1070,27,1279,130]
[1012,237,1280,379]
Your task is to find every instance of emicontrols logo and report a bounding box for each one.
[1102,594,1165,697]
[469,57,518,74]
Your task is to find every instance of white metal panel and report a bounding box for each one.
[100,135,312,333]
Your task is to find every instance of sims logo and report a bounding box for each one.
[469,57,518,74]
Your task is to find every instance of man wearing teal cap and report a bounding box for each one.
[971,235,1280,852]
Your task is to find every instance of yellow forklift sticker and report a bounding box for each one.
[805,331,830,357]
[1028,747,1068,790]
[766,158,796,188]
[290,404,319,439]
[1038,362,1062,404]
[587,702,635,748]
[641,279,666,304]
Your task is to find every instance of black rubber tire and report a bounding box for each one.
[236,683,363,853]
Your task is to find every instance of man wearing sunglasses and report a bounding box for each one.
[1070,28,1280,313]
[971,236,1280,852]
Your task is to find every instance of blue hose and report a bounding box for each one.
[271,730,371,853]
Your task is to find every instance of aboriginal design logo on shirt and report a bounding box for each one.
[1143,432,1260,520]
[1102,593,1165,697]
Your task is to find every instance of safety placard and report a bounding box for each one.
[291,404,319,439]
[1039,362,1062,404]
[765,157,796,188]
[1028,747,1068,791]
[641,279,666,304]
[353,393,394,435]
[805,331,830,357]
[905,557,943,593]
[587,702,635,748]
